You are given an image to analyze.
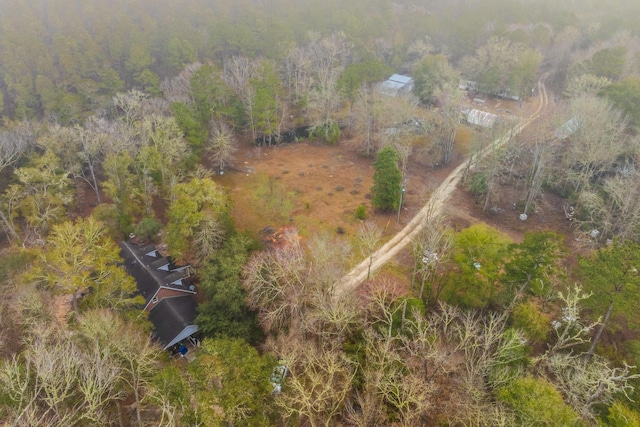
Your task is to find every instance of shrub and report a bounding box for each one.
[497,376,579,426]
[134,216,162,241]
[469,172,488,196]
[310,120,341,144]
[605,402,640,427]
[355,204,367,220]
[511,301,550,343]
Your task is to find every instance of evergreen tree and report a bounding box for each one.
[371,146,402,212]
[196,235,263,345]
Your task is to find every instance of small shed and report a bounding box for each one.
[466,109,498,128]
[555,117,581,140]
[378,74,414,96]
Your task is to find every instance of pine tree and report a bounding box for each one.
[371,146,402,212]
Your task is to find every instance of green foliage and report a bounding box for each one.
[0,249,36,283]
[190,64,241,127]
[509,48,543,99]
[28,216,143,314]
[133,216,162,242]
[390,297,425,332]
[412,54,459,104]
[170,102,208,151]
[310,120,341,145]
[8,150,74,239]
[136,115,190,192]
[604,401,640,427]
[601,76,640,128]
[371,146,402,212]
[251,60,284,144]
[254,174,295,220]
[579,240,640,332]
[508,29,529,45]
[441,223,511,308]
[486,328,530,389]
[102,151,143,235]
[164,37,197,75]
[503,231,565,299]
[581,47,627,81]
[465,36,541,98]
[497,376,580,426]
[511,302,550,343]
[165,177,227,263]
[196,234,264,345]
[188,338,274,427]
[338,60,393,102]
[355,204,367,220]
[152,365,195,425]
[135,69,161,96]
[469,171,488,196]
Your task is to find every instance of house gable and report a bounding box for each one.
[119,241,195,307]
[120,241,200,348]
[147,295,199,349]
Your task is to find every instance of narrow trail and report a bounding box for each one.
[334,74,550,297]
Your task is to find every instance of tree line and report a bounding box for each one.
[0,0,640,425]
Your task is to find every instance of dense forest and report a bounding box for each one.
[2,0,640,425]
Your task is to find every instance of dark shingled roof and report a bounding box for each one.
[147,296,199,349]
[119,241,194,305]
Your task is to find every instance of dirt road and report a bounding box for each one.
[333,74,550,297]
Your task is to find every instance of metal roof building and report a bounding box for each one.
[378,74,414,96]
[555,117,581,139]
[466,109,498,128]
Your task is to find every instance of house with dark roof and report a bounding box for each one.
[120,241,199,349]
[148,296,200,349]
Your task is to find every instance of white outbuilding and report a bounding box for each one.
[378,74,414,96]
[466,109,498,128]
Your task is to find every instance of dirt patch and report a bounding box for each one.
[214,137,449,243]
[445,181,575,243]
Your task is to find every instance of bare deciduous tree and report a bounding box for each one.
[243,243,309,333]
[563,73,612,98]
[306,32,353,142]
[160,61,202,104]
[562,95,628,192]
[357,222,382,280]
[547,353,640,419]
[207,121,237,173]
[113,90,147,124]
[275,337,356,427]
[0,121,37,173]
[307,232,351,290]
[282,45,312,107]
[576,173,640,242]
[434,83,464,166]
[411,209,453,300]
[539,285,599,358]
[349,83,384,157]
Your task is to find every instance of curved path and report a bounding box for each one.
[334,74,550,297]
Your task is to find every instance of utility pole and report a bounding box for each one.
[396,181,406,224]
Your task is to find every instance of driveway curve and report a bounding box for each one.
[333,74,550,297]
